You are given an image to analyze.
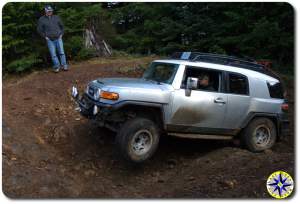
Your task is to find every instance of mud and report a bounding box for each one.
[2,57,295,198]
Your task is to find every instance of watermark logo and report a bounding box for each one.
[266,171,294,199]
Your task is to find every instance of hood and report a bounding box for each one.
[96,77,165,91]
[89,77,173,104]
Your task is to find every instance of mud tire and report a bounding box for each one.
[115,117,160,163]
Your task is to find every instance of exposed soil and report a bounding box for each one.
[2,57,295,198]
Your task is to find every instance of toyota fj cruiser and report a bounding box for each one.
[71,52,289,163]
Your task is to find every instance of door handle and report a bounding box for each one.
[214,98,226,104]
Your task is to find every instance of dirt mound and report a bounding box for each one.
[2,57,294,198]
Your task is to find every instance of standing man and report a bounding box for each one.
[37,5,68,72]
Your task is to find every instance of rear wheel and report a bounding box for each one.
[242,118,277,152]
[116,117,160,163]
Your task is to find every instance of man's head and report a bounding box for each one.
[198,74,210,87]
[44,5,53,16]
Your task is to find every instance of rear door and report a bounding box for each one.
[223,72,251,129]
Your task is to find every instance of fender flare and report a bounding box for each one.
[107,100,167,130]
[240,112,280,136]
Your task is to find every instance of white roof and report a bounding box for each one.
[153,59,279,82]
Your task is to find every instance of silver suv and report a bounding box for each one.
[72,52,289,163]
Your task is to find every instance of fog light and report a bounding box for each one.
[93,105,98,115]
[72,86,78,98]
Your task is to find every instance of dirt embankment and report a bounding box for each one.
[2,57,294,198]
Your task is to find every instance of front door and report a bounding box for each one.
[168,66,228,134]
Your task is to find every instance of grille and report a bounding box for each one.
[87,86,100,100]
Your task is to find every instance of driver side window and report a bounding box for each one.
[181,66,222,92]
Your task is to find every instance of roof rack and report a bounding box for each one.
[170,52,266,73]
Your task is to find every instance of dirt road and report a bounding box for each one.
[2,57,294,198]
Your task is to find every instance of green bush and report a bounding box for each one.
[5,54,42,73]
[75,48,97,60]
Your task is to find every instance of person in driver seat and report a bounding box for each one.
[198,74,215,91]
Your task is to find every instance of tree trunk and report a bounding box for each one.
[84,24,112,57]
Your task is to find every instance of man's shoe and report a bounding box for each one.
[62,66,68,71]
[53,68,60,73]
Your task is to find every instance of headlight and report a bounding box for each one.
[86,85,101,100]
[100,91,119,100]
[94,89,101,100]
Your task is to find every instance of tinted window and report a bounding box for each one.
[228,73,249,95]
[267,82,284,99]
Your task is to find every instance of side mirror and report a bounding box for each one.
[187,77,198,90]
[185,77,198,97]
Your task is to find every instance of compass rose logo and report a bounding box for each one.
[266,171,294,199]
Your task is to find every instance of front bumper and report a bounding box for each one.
[72,86,123,132]
[71,86,104,118]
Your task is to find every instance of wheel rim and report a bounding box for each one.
[253,125,271,147]
[131,129,153,156]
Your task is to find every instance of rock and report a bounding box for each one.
[183,162,189,167]
[36,135,46,145]
[58,156,64,162]
[36,109,42,113]
[168,164,175,169]
[74,164,81,171]
[151,172,159,177]
[60,168,66,174]
[188,176,196,181]
[94,161,102,169]
[2,122,11,138]
[44,118,51,125]
[264,149,273,154]
[232,139,241,146]
[84,169,96,177]
[75,118,81,121]
[38,160,47,168]
[167,159,177,166]
[157,178,164,183]
[221,180,237,189]
[23,97,32,100]
[195,157,204,164]
[11,157,17,161]
[52,126,67,142]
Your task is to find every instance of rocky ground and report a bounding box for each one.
[2,56,294,198]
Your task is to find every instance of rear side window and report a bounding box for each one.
[267,81,284,99]
[228,73,249,95]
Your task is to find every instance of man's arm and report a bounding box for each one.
[57,16,64,37]
[37,18,46,38]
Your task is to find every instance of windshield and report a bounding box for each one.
[142,62,179,84]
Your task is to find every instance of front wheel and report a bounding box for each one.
[115,117,160,163]
[241,118,277,152]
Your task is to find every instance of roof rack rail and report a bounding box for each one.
[170,52,266,73]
